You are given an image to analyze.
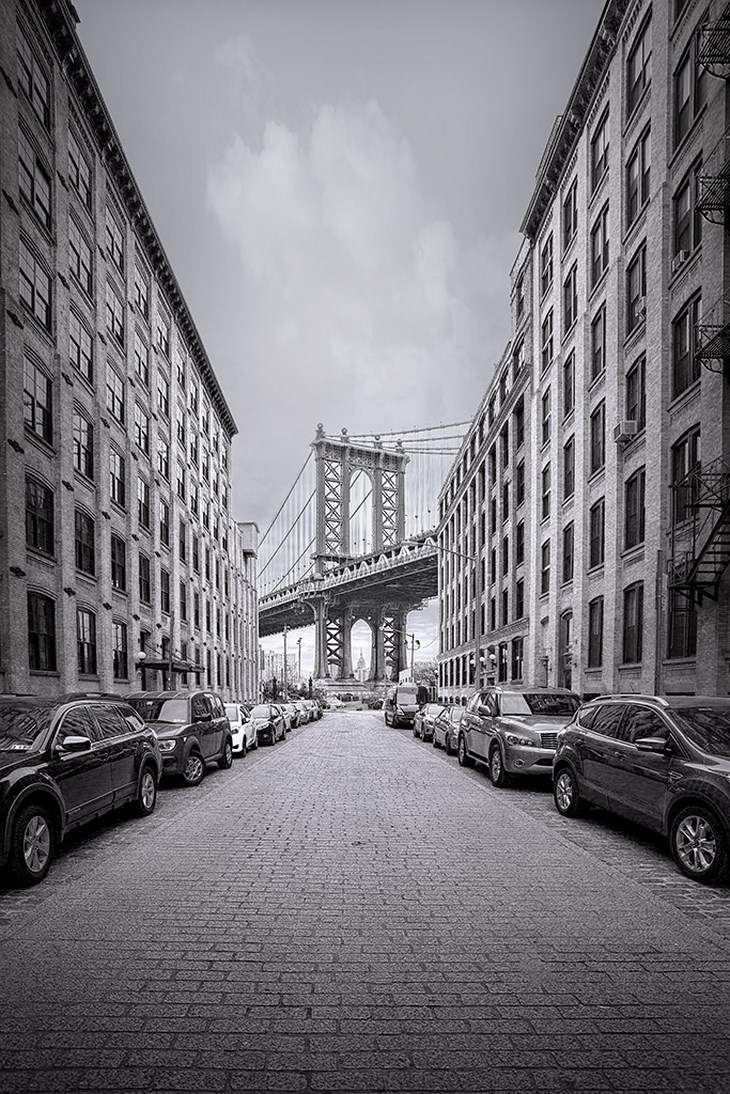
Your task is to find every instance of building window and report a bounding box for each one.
[77,608,97,675]
[105,283,125,347]
[500,424,509,468]
[563,263,578,334]
[502,535,509,576]
[72,411,94,479]
[25,477,54,555]
[137,478,150,530]
[561,351,574,419]
[541,464,551,521]
[515,276,524,321]
[105,208,125,274]
[194,590,201,628]
[502,481,510,522]
[157,310,171,358]
[134,331,150,386]
[18,128,51,227]
[68,130,91,209]
[69,311,93,383]
[624,467,646,549]
[541,309,554,372]
[190,482,199,517]
[106,365,125,424]
[134,265,149,320]
[589,402,605,475]
[511,637,524,681]
[20,239,51,329]
[626,127,651,227]
[563,436,575,500]
[562,179,578,249]
[177,415,187,449]
[623,583,644,663]
[74,509,95,575]
[671,426,700,525]
[590,206,609,288]
[541,387,551,445]
[540,541,550,595]
[667,589,697,660]
[588,597,604,668]
[589,498,605,569]
[626,242,646,334]
[513,399,525,448]
[515,461,525,507]
[591,306,606,382]
[540,233,553,297]
[176,461,186,501]
[160,568,170,614]
[158,372,170,419]
[175,350,186,388]
[110,448,125,508]
[134,404,150,455]
[562,522,574,583]
[674,160,703,258]
[23,356,52,444]
[626,355,646,430]
[672,294,701,397]
[512,338,525,380]
[27,588,57,674]
[179,519,187,563]
[17,27,50,128]
[590,110,609,192]
[627,15,652,118]
[139,552,151,603]
[514,578,524,619]
[180,580,188,622]
[113,621,128,681]
[674,34,706,148]
[111,533,126,591]
[157,438,170,481]
[160,499,170,547]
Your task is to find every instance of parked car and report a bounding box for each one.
[225,702,257,756]
[327,697,345,710]
[249,704,286,745]
[553,694,730,884]
[0,694,161,886]
[126,690,232,786]
[383,683,420,728]
[304,700,318,722]
[413,703,446,742]
[433,705,465,755]
[458,686,580,786]
[279,702,299,731]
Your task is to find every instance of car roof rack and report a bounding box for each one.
[594,694,669,706]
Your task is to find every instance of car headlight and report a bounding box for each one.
[505,734,534,747]
[158,739,178,752]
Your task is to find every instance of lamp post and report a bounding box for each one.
[297,637,302,686]
[283,625,288,701]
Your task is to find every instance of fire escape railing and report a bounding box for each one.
[695,289,730,376]
[698,126,730,226]
[669,458,730,602]
[698,11,730,80]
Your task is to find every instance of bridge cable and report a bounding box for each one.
[258,451,314,547]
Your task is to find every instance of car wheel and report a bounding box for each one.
[457,735,474,768]
[433,734,439,749]
[181,751,205,786]
[218,739,234,770]
[444,736,453,756]
[489,745,512,788]
[134,765,158,817]
[240,737,247,758]
[670,805,729,884]
[9,803,54,886]
[553,766,586,817]
[412,724,419,737]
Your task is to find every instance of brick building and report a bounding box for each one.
[0,0,259,699]
[439,0,730,702]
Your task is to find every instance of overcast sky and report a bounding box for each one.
[76,0,605,677]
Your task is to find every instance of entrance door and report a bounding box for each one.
[558,612,573,690]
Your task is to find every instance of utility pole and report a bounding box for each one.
[283,626,288,701]
[409,633,419,677]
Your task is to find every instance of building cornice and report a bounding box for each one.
[36,0,238,438]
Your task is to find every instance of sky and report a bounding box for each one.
[76,0,605,679]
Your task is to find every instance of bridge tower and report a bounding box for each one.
[309,425,413,685]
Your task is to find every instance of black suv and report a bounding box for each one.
[126,690,232,786]
[553,694,730,884]
[0,694,161,886]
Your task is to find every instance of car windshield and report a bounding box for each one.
[225,705,240,720]
[673,706,730,758]
[397,688,418,702]
[0,704,53,751]
[129,698,189,723]
[251,705,271,719]
[501,692,580,716]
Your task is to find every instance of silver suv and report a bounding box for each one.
[458,686,580,787]
[553,694,730,884]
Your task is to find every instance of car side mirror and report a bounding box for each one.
[58,735,92,753]
[635,736,670,753]
[197,711,212,723]
[478,705,491,717]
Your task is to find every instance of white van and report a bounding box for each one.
[383,684,420,728]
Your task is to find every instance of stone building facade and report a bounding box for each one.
[439,0,730,702]
[0,0,259,699]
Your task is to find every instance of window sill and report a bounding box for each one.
[621,544,645,563]
[587,563,605,577]
[623,84,651,141]
[668,243,701,286]
[23,428,55,457]
[29,670,61,678]
[588,267,609,302]
[624,317,646,349]
[668,104,707,172]
[588,168,609,213]
[668,379,701,414]
[26,547,56,565]
[561,320,577,346]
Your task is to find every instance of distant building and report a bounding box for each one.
[355,649,367,683]
[0,0,258,698]
[439,0,730,701]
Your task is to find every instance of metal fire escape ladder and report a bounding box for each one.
[669,461,730,602]
[695,289,730,377]
[698,8,730,80]
[698,127,730,226]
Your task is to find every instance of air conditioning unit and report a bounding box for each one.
[671,250,690,274]
[614,420,639,443]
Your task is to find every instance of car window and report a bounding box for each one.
[466,693,482,713]
[450,707,462,725]
[251,705,271,719]
[509,693,580,716]
[577,705,599,730]
[0,703,53,751]
[589,704,626,739]
[191,695,208,721]
[93,703,135,740]
[56,706,98,744]
[621,705,670,744]
[673,705,730,758]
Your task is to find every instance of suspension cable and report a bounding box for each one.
[258,488,316,576]
[258,451,314,546]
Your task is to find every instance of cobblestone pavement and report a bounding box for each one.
[2,712,730,1094]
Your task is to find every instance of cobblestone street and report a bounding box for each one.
[2,712,730,1093]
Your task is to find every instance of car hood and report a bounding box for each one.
[146,720,190,739]
[0,749,41,776]
[501,714,574,733]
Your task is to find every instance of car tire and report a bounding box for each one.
[457,735,474,768]
[432,734,439,749]
[240,737,247,759]
[181,750,205,787]
[218,738,234,770]
[8,803,54,886]
[670,805,729,884]
[412,724,419,737]
[445,738,453,756]
[553,766,587,817]
[489,745,512,788]
[134,765,158,817]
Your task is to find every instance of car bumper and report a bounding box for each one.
[159,750,185,775]
[503,744,555,775]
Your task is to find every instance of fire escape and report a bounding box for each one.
[669,460,730,603]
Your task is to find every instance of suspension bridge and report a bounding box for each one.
[258,422,468,686]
